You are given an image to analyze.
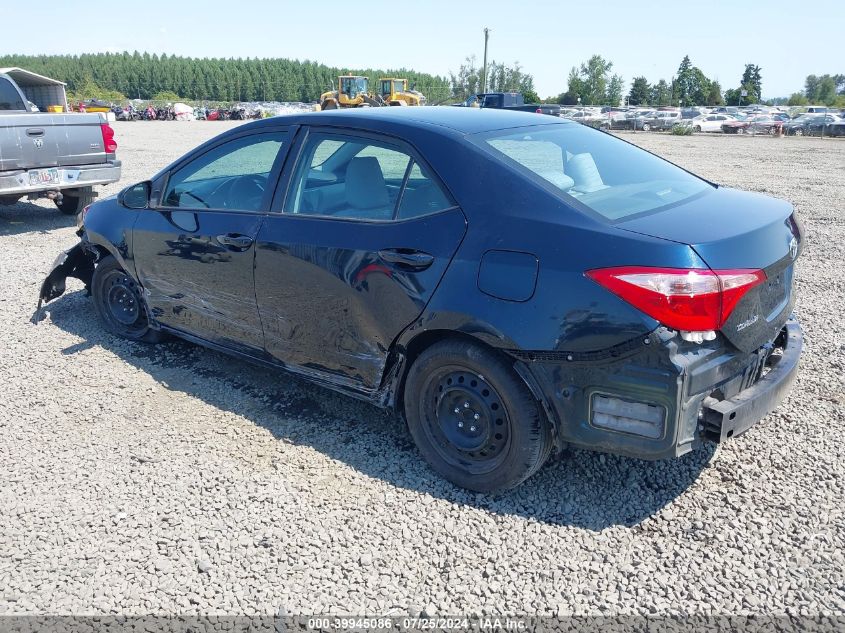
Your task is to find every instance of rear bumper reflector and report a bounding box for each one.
[590,394,666,439]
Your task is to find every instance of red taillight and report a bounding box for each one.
[535,107,543,114]
[586,266,766,331]
[100,123,117,153]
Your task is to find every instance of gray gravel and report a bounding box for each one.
[0,122,843,616]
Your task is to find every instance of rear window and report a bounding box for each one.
[479,124,712,221]
[0,78,25,111]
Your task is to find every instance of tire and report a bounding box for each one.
[404,339,553,492]
[693,126,701,133]
[794,128,803,136]
[737,127,744,135]
[641,122,651,131]
[56,187,95,216]
[320,99,337,111]
[91,256,163,343]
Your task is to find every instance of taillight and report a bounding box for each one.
[535,107,543,114]
[586,266,766,332]
[100,123,117,153]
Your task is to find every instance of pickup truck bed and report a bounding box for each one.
[1,72,121,214]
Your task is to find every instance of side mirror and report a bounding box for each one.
[119,181,151,209]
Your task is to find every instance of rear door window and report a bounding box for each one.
[285,133,453,221]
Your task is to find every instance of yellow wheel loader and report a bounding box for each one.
[318,76,383,110]
[377,78,426,106]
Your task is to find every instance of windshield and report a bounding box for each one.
[479,124,712,222]
[341,77,368,97]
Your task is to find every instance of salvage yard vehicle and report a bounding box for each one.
[377,78,426,106]
[0,72,121,214]
[721,115,782,135]
[38,108,803,492]
[318,76,382,110]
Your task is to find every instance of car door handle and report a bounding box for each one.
[216,233,254,249]
[26,128,45,137]
[378,249,434,271]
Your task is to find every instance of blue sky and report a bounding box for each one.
[2,0,840,98]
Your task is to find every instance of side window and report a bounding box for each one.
[162,132,286,212]
[0,78,25,111]
[397,162,454,220]
[286,135,410,221]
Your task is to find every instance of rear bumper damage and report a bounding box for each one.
[516,317,803,460]
[699,320,802,442]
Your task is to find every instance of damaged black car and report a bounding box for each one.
[39,108,803,492]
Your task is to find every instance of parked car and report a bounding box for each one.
[39,108,803,492]
[0,72,121,213]
[721,115,782,135]
[799,114,845,137]
[784,113,824,136]
[641,110,681,131]
[675,113,736,133]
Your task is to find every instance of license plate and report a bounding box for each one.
[28,168,59,186]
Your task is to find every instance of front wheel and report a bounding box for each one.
[641,122,651,131]
[693,125,701,133]
[794,128,804,136]
[91,256,164,343]
[56,187,95,216]
[404,340,553,492]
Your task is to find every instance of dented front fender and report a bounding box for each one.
[37,241,97,307]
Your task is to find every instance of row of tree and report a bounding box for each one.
[785,75,845,106]
[0,52,453,104]
[448,56,539,103]
[555,55,765,107]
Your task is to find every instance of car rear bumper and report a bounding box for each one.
[0,161,121,197]
[515,317,802,460]
[699,319,801,442]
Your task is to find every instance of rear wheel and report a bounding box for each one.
[56,187,95,216]
[693,125,701,133]
[794,128,804,136]
[404,340,553,492]
[641,122,651,131]
[91,256,163,343]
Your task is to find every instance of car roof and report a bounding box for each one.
[240,106,569,137]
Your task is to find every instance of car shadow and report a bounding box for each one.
[43,290,716,529]
[0,200,74,236]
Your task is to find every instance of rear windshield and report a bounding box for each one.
[478,124,712,221]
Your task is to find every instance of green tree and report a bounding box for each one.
[606,74,624,106]
[816,75,838,105]
[650,79,672,106]
[628,76,650,105]
[675,55,695,105]
[740,63,762,102]
[787,92,809,106]
[706,80,724,106]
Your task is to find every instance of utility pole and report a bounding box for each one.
[481,27,490,94]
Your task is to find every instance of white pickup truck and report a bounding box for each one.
[0,71,121,215]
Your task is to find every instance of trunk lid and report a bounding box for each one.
[0,113,111,172]
[618,187,802,353]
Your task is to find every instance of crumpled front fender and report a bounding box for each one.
[37,241,97,307]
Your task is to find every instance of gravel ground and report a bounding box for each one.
[0,122,843,617]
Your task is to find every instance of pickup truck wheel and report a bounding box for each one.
[56,187,96,216]
[404,339,552,492]
[91,256,163,343]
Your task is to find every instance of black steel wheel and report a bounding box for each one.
[91,256,163,343]
[404,339,553,492]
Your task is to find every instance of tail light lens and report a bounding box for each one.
[536,107,543,114]
[100,123,117,153]
[586,267,766,331]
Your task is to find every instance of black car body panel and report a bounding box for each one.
[39,108,803,463]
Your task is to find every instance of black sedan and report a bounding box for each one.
[39,108,804,492]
